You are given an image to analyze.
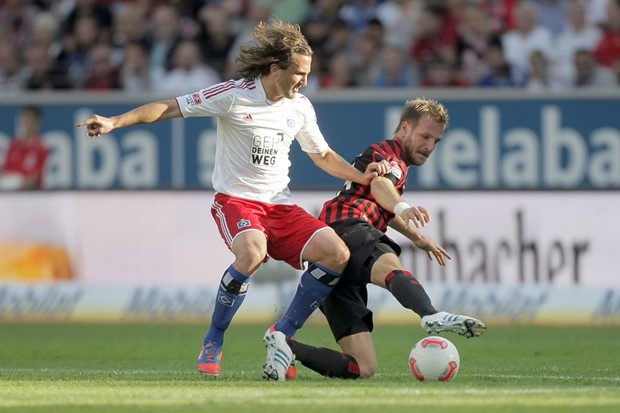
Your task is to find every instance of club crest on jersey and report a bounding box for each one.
[287,118,295,128]
[237,219,251,229]
[185,93,201,106]
[389,161,402,179]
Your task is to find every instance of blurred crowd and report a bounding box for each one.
[1,0,620,95]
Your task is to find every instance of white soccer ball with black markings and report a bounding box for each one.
[408,336,460,381]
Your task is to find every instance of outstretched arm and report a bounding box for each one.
[373,176,450,265]
[76,99,182,138]
[308,148,389,186]
[389,216,451,266]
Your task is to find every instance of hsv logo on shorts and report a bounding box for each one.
[237,219,251,229]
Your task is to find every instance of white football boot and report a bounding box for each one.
[262,329,295,381]
[421,311,487,338]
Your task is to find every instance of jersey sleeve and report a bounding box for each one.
[294,95,329,154]
[175,81,235,118]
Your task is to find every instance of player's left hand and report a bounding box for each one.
[412,236,451,266]
[363,160,390,184]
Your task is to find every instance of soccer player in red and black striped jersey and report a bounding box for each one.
[287,98,487,379]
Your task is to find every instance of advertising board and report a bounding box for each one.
[1,92,618,190]
[1,191,618,323]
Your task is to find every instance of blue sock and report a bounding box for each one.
[205,266,252,346]
[275,263,340,337]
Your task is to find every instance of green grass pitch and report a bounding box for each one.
[0,322,619,413]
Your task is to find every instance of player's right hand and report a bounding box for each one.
[76,114,114,139]
[363,159,390,183]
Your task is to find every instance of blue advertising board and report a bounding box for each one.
[0,91,618,190]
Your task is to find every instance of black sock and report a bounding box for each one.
[385,270,437,317]
[287,338,360,379]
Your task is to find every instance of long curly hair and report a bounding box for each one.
[236,20,313,80]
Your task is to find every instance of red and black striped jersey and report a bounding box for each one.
[319,137,409,233]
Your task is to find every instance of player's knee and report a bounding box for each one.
[334,242,350,266]
[358,361,377,379]
[326,238,350,268]
[233,246,266,273]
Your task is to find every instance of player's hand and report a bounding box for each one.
[363,160,390,184]
[412,235,451,266]
[400,205,430,228]
[76,114,114,139]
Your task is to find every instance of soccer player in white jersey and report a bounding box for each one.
[77,20,389,381]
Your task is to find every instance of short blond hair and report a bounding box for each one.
[394,98,449,134]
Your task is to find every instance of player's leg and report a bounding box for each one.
[337,332,377,378]
[288,280,375,379]
[198,196,269,376]
[370,252,437,317]
[284,220,395,379]
[198,230,267,376]
[370,252,487,338]
[286,329,374,379]
[262,206,348,380]
[272,227,348,337]
[268,205,349,338]
[206,229,267,343]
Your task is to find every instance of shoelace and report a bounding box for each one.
[203,344,219,363]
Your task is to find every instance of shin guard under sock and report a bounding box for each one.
[385,269,437,317]
[205,266,252,346]
[275,263,340,337]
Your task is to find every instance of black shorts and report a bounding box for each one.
[319,219,401,341]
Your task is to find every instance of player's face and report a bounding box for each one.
[19,111,40,138]
[402,117,445,166]
[274,53,311,99]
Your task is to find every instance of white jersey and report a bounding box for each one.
[176,78,329,204]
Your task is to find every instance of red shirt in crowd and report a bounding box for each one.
[1,137,49,188]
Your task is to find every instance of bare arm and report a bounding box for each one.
[307,148,389,186]
[389,215,451,266]
[370,176,429,228]
[76,99,182,138]
[371,176,449,265]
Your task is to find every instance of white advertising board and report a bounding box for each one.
[0,191,618,323]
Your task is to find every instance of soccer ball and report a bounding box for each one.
[408,336,460,381]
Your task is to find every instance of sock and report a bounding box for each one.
[385,270,437,317]
[204,266,252,346]
[287,338,360,379]
[274,263,340,337]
